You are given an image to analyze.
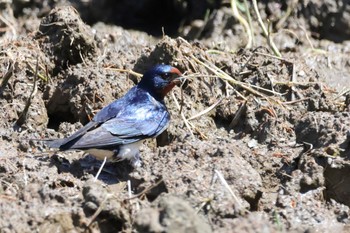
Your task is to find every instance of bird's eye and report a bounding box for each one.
[162,72,171,79]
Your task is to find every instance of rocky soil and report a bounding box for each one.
[1,1,350,232]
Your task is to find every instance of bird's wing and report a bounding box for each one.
[103,106,170,138]
[46,90,130,149]
[45,121,99,148]
[67,108,170,149]
[92,87,137,123]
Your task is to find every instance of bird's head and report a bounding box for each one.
[138,64,183,100]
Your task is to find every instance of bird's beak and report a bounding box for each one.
[171,76,185,85]
[170,67,184,85]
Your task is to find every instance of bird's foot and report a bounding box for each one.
[112,148,141,168]
[130,153,142,168]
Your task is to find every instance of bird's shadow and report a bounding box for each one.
[49,153,135,184]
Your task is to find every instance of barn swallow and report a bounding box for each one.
[46,65,183,167]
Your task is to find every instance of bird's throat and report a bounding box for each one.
[160,82,176,97]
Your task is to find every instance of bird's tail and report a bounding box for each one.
[29,138,65,148]
[44,138,66,148]
[25,138,64,151]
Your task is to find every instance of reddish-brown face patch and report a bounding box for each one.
[159,82,176,97]
[170,67,182,77]
[157,67,182,97]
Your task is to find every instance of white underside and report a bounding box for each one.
[85,140,143,168]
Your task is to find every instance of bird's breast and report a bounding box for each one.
[85,140,143,162]
[85,148,115,161]
[115,140,143,161]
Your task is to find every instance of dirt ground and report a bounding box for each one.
[1,1,350,232]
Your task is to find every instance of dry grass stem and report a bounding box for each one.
[273,81,319,86]
[276,0,298,29]
[105,67,143,78]
[127,180,132,199]
[87,194,112,228]
[333,88,350,100]
[22,158,28,187]
[0,61,14,94]
[214,169,242,209]
[171,92,195,138]
[0,14,17,38]
[243,0,255,46]
[26,61,48,82]
[125,178,164,200]
[94,156,107,182]
[289,63,298,101]
[299,26,328,55]
[188,98,223,121]
[252,0,281,57]
[0,195,17,201]
[196,197,213,214]
[229,100,247,129]
[254,51,289,62]
[230,0,252,48]
[190,54,282,100]
[282,97,310,105]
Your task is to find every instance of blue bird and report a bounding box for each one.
[46,65,183,167]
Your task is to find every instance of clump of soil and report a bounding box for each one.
[36,5,99,71]
[135,194,212,233]
[1,2,350,233]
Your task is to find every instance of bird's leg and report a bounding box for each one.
[111,143,143,168]
[130,152,142,168]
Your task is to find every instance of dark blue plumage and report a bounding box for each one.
[46,65,182,167]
